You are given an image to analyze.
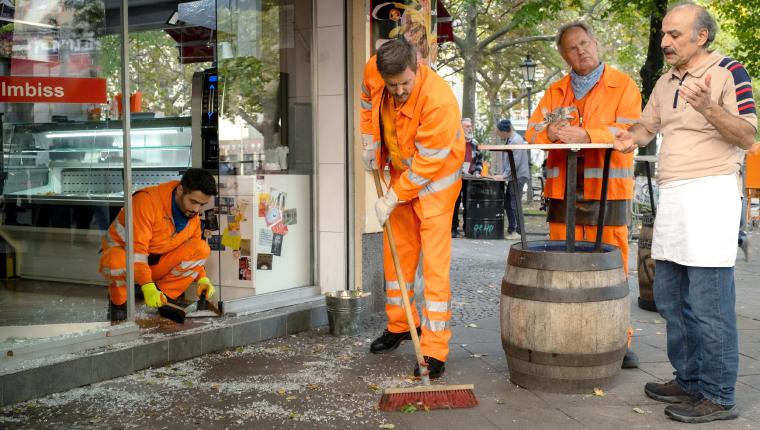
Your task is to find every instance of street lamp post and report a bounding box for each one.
[520,55,537,200]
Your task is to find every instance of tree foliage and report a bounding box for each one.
[708,0,760,76]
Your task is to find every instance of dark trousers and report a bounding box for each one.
[452,189,466,232]
[505,178,528,233]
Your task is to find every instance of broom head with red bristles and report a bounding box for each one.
[378,384,478,411]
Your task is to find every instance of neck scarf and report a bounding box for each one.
[570,62,604,100]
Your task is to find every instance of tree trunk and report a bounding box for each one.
[460,7,478,120]
[636,0,668,162]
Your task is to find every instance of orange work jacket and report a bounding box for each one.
[360,58,465,218]
[102,180,206,286]
[525,65,641,201]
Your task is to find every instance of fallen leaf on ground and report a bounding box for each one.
[633,407,647,414]
[400,404,417,413]
[467,323,478,328]
[593,387,605,397]
[286,396,297,401]
[367,383,381,392]
[470,353,488,358]
[496,399,505,405]
[379,424,396,429]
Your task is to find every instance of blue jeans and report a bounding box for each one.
[505,177,528,233]
[653,260,738,406]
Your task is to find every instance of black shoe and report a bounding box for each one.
[413,356,446,379]
[622,349,639,369]
[108,301,127,322]
[665,398,738,423]
[370,327,421,354]
[451,230,458,238]
[645,379,701,404]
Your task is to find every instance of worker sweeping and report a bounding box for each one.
[361,37,464,379]
[100,168,217,321]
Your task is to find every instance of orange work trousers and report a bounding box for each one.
[99,238,210,305]
[548,222,629,276]
[383,199,454,363]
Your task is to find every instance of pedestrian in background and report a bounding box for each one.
[614,2,756,423]
[496,119,529,240]
[451,117,483,237]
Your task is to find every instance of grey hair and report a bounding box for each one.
[461,117,472,125]
[555,21,596,49]
[668,1,718,48]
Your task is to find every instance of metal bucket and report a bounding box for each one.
[325,290,371,336]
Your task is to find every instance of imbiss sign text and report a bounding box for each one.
[0,76,107,104]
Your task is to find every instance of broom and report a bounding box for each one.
[372,169,478,411]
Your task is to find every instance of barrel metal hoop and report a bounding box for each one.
[509,370,620,393]
[501,278,629,302]
[507,241,622,272]
[503,340,627,367]
[638,239,652,248]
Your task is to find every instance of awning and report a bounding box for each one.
[437,0,453,43]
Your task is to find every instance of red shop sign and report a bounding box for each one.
[0,76,107,104]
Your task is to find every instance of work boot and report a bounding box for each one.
[413,356,445,379]
[622,348,639,368]
[665,398,738,423]
[108,301,127,322]
[645,379,701,404]
[370,327,421,354]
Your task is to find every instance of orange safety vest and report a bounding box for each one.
[101,180,206,286]
[360,58,464,218]
[525,65,641,201]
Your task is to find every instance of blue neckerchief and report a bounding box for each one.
[570,62,604,100]
[171,189,189,234]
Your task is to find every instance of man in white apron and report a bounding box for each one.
[614,2,757,424]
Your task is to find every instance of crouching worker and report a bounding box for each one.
[100,168,217,321]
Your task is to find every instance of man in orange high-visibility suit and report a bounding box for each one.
[361,38,464,379]
[100,168,217,321]
[525,22,641,368]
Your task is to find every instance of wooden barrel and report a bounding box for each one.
[501,240,630,393]
[637,214,657,312]
[464,178,505,239]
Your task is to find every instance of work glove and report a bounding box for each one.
[374,187,400,227]
[196,276,216,299]
[141,282,166,308]
[362,134,379,171]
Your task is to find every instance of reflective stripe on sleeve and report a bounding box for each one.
[406,170,431,187]
[180,259,206,270]
[113,220,127,241]
[419,170,461,197]
[615,117,637,124]
[135,253,149,264]
[361,82,370,97]
[360,99,372,110]
[415,141,450,159]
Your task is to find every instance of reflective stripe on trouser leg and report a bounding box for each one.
[99,245,128,305]
[417,200,455,362]
[384,203,422,333]
[150,238,211,300]
[548,222,629,276]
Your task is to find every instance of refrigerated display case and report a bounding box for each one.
[0,117,192,283]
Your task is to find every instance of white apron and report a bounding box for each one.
[652,174,741,267]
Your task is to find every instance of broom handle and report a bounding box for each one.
[372,170,429,382]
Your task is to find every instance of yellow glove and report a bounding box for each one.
[141,282,166,308]
[196,277,215,299]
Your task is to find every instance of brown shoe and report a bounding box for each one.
[665,398,738,423]
[644,379,700,404]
